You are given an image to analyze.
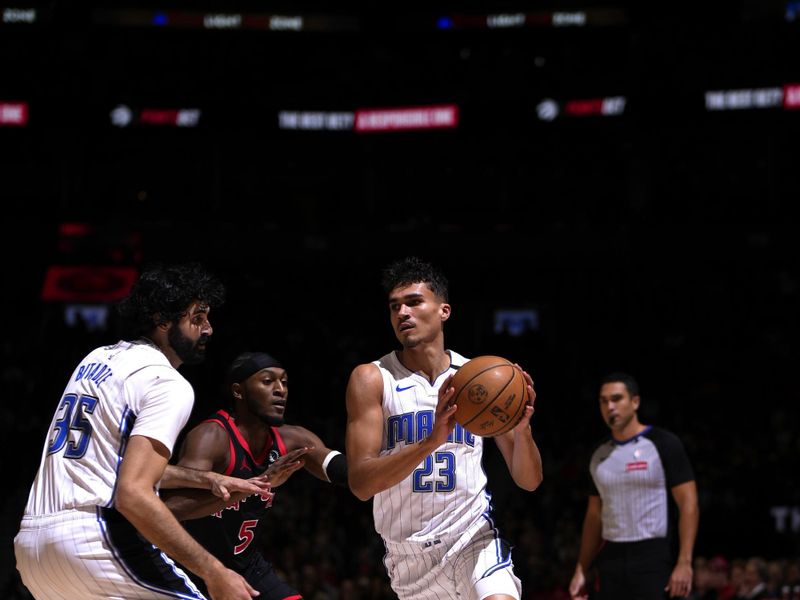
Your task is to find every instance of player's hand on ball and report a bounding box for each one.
[437,373,456,406]
[432,374,458,445]
[265,447,311,487]
[450,356,529,437]
[512,364,536,432]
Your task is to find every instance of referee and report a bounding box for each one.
[568,372,699,600]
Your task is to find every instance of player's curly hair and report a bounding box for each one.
[116,262,225,336]
[381,256,449,302]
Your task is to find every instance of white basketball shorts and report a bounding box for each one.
[382,515,522,600]
[14,507,206,600]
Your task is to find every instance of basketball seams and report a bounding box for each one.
[491,371,528,436]
[452,362,513,406]
[450,355,528,437]
[460,366,516,429]
[452,364,513,409]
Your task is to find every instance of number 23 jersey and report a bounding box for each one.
[372,350,491,545]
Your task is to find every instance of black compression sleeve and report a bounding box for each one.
[323,451,348,487]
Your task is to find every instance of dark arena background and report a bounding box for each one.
[2,0,799,598]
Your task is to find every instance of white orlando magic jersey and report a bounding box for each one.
[24,340,194,516]
[372,350,491,544]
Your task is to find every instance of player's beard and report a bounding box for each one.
[398,328,422,349]
[248,397,285,427]
[168,328,209,365]
[259,413,285,427]
[400,337,419,349]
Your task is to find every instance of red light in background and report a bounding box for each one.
[783,84,800,109]
[355,104,459,133]
[59,223,94,237]
[41,266,138,302]
[0,102,28,126]
[140,109,179,125]
[564,98,604,116]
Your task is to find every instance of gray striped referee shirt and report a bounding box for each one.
[588,426,694,542]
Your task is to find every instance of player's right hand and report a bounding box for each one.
[568,570,588,600]
[265,447,311,487]
[506,364,536,435]
[205,566,260,598]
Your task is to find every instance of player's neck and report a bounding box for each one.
[397,345,450,384]
[232,412,271,453]
[137,334,182,369]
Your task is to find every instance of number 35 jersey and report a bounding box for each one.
[372,350,491,545]
[23,340,194,516]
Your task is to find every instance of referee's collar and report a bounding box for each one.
[612,424,653,445]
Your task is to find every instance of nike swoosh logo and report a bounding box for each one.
[395,384,415,392]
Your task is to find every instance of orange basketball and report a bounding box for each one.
[450,355,529,437]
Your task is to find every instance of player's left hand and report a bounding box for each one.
[510,364,536,434]
[207,471,271,501]
[665,562,693,597]
[265,447,312,487]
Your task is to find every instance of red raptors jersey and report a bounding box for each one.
[182,410,287,572]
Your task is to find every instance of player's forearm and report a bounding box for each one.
[161,487,249,521]
[349,438,439,500]
[508,425,543,491]
[576,539,602,573]
[160,465,217,490]
[676,500,699,565]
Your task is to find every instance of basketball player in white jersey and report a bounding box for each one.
[14,263,268,600]
[345,256,544,600]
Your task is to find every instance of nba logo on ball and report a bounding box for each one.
[490,405,511,423]
[450,356,529,437]
[467,384,489,404]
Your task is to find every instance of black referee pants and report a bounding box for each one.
[594,538,672,600]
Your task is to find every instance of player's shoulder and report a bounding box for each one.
[187,413,230,438]
[108,341,184,381]
[182,413,233,453]
[346,362,385,403]
[141,366,193,396]
[350,361,383,382]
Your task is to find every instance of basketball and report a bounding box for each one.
[449,355,529,437]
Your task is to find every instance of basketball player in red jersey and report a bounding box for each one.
[162,351,347,600]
